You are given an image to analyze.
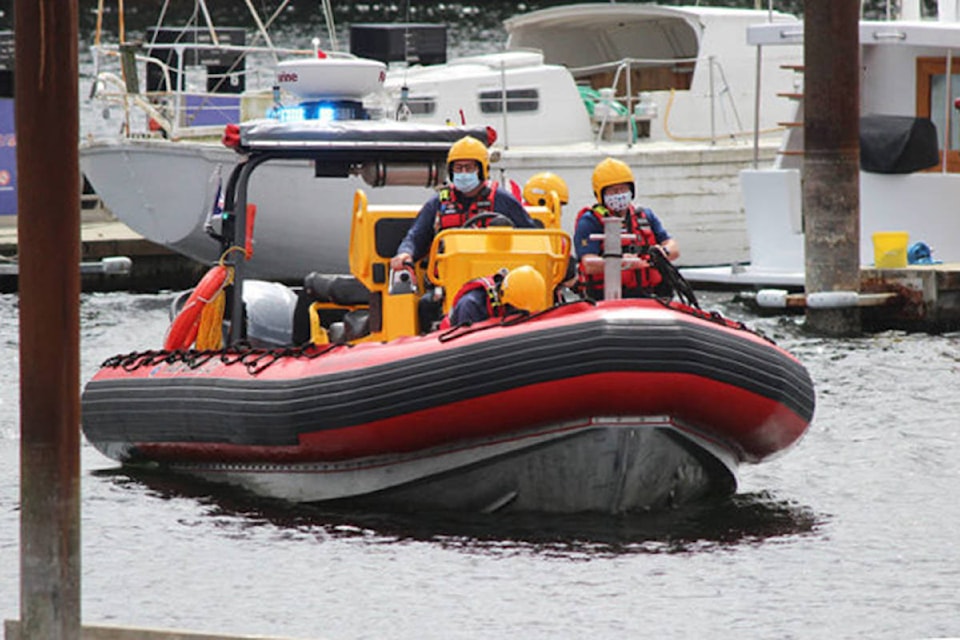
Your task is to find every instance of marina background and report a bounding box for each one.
[2,2,960,638]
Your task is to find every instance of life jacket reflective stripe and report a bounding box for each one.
[575,204,663,299]
[435,182,500,231]
[439,275,503,329]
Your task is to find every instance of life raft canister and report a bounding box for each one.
[163,264,231,351]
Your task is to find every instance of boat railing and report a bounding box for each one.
[569,55,744,147]
[89,41,310,140]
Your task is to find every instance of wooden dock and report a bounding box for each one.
[0,210,207,293]
[859,264,960,332]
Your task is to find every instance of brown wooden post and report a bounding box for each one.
[16,0,82,638]
[803,0,862,335]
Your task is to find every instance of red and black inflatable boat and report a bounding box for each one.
[81,298,814,513]
[81,120,814,513]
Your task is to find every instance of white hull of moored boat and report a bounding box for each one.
[80,138,435,277]
[80,136,780,279]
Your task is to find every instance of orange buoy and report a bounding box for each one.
[163,265,230,351]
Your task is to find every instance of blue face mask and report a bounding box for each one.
[452,171,481,193]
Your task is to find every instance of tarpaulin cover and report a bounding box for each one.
[860,114,939,174]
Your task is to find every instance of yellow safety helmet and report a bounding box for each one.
[500,265,548,314]
[523,172,569,206]
[447,136,490,180]
[591,157,635,202]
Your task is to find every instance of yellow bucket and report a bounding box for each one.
[872,231,909,268]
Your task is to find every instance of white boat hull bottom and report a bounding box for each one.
[162,417,739,513]
[679,264,804,289]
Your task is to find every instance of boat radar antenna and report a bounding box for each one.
[395,0,415,120]
[321,0,339,51]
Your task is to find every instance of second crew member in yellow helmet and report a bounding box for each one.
[522,171,579,294]
[390,136,536,271]
[574,157,679,300]
[522,171,569,207]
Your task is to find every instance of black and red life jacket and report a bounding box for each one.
[438,275,503,329]
[575,204,663,299]
[434,182,499,231]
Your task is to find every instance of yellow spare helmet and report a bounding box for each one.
[447,136,490,180]
[523,172,569,206]
[500,265,548,314]
[591,157,635,202]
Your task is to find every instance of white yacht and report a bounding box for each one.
[682,0,960,289]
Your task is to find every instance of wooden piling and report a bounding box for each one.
[16,1,82,638]
[803,0,862,336]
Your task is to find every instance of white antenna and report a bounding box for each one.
[321,0,339,51]
[197,0,220,46]
[242,0,278,52]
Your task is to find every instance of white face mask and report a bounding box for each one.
[603,191,632,213]
[452,171,481,193]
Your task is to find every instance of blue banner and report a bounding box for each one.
[0,98,14,216]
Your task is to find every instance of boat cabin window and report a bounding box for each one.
[574,61,695,97]
[917,57,960,172]
[478,88,539,114]
[405,96,437,116]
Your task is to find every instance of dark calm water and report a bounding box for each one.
[3,2,960,638]
[3,291,960,639]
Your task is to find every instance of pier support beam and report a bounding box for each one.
[16,0,82,638]
[803,0,862,336]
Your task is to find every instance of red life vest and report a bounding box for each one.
[575,204,663,299]
[438,275,503,329]
[434,182,499,231]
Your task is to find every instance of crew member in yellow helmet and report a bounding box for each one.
[574,157,679,300]
[523,171,569,207]
[390,136,536,272]
[440,265,549,328]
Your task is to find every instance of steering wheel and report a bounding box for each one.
[461,212,515,229]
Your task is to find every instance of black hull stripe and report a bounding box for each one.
[82,316,815,446]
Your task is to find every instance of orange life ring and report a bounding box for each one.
[163,265,230,351]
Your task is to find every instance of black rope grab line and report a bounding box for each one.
[101,342,340,375]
